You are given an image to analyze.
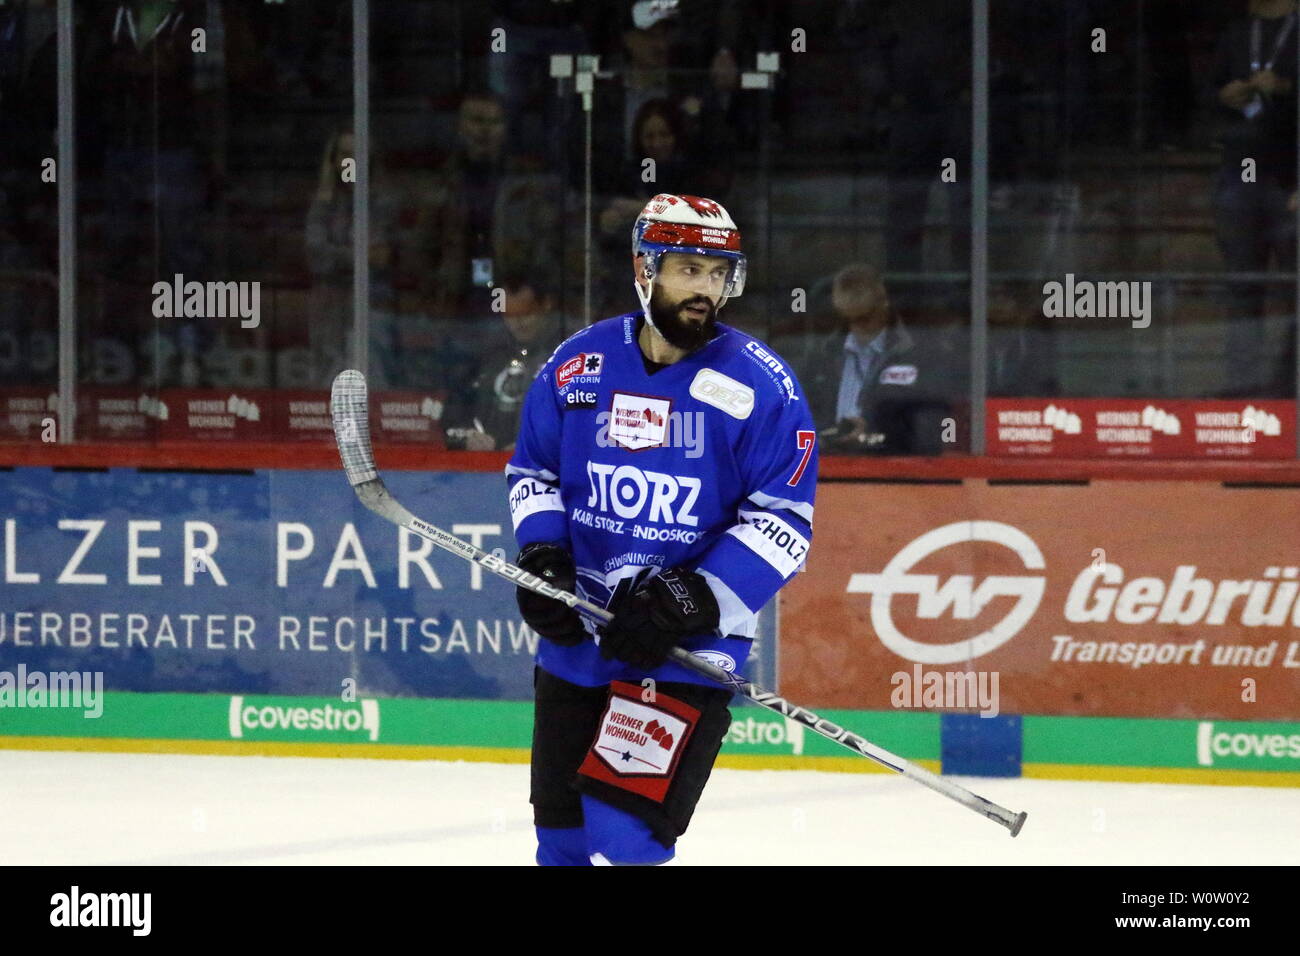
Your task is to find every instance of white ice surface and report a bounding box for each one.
[2,750,1297,865]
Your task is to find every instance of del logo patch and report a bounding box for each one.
[879,364,918,386]
[556,352,604,389]
[609,391,671,450]
[578,682,701,803]
[690,368,754,419]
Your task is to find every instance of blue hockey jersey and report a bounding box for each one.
[506,312,818,688]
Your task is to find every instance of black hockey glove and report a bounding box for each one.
[515,542,587,646]
[598,567,720,670]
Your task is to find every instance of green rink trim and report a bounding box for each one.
[0,691,940,760]
[0,692,537,748]
[1023,715,1300,772]
[7,693,1298,778]
[724,703,940,760]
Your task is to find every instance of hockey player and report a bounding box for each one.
[506,194,818,865]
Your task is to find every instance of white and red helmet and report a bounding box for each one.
[631,194,746,319]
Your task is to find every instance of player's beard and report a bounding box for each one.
[648,287,719,351]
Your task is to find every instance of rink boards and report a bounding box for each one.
[2,465,1299,786]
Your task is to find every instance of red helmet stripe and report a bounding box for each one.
[641,221,742,251]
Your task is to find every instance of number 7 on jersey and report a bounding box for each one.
[787,430,816,486]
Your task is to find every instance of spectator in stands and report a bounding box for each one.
[417,90,562,325]
[25,0,216,387]
[820,264,957,455]
[441,271,567,451]
[305,130,357,379]
[73,1,213,284]
[764,273,845,432]
[0,0,55,285]
[883,0,971,278]
[305,129,403,386]
[1212,0,1298,396]
[988,281,1060,397]
[582,1,742,192]
[592,98,725,315]
[598,99,716,229]
[487,0,598,166]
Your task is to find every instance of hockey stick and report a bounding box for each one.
[330,369,1028,838]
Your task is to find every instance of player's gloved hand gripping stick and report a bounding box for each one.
[514,542,587,646]
[595,566,722,670]
[331,370,1028,838]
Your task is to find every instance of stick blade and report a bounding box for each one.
[330,369,379,486]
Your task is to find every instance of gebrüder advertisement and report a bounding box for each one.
[782,482,1300,720]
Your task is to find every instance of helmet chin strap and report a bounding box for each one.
[635,271,659,334]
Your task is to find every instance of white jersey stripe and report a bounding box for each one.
[505,463,559,482]
[746,490,814,525]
